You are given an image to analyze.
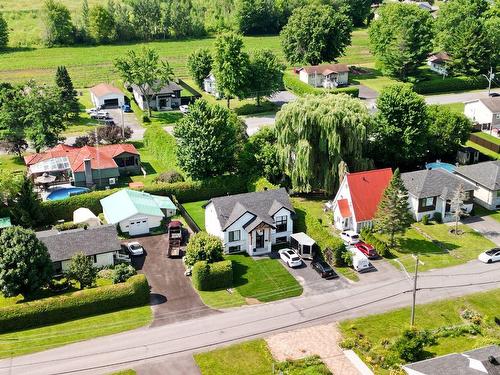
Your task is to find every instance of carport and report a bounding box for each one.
[291,232,316,259]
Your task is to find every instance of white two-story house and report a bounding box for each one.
[455,161,500,210]
[298,64,349,89]
[464,97,500,131]
[204,188,294,256]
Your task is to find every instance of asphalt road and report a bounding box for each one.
[1,260,498,375]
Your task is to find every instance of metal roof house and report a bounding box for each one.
[100,189,176,236]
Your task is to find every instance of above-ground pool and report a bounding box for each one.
[425,161,456,173]
[46,187,90,201]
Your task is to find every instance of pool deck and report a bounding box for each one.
[41,184,89,201]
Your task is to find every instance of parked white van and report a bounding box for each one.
[348,247,370,272]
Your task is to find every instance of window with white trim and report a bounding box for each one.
[228,230,241,242]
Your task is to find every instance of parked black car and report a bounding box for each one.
[311,259,338,279]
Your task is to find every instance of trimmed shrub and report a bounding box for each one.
[412,76,491,94]
[54,221,87,231]
[421,214,430,225]
[0,274,150,333]
[360,229,392,257]
[433,212,442,223]
[283,71,359,97]
[185,232,224,267]
[112,263,137,284]
[154,170,185,184]
[192,260,233,291]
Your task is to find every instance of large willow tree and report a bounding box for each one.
[275,94,371,194]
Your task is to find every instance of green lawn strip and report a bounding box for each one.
[474,205,500,223]
[339,289,500,374]
[466,140,500,160]
[0,154,26,174]
[437,102,465,113]
[182,200,207,230]
[63,88,99,137]
[0,305,152,359]
[473,131,500,145]
[291,197,359,282]
[194,339,331,375]
[196,287,246,309]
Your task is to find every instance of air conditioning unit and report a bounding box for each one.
[109,178,116,185]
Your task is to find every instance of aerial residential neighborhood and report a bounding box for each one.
[0,0,499,374]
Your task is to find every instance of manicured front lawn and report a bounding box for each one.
[197,254,303,309]
[182,200,207,230]
[339,289,500,374]
[0,305,152,359]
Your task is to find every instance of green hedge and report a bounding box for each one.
[412,76,491,94]
[0,274,150,333]
[143,124,178,169]
[360,228,391,257]
[283,71,359,97]
[39,175,249,224]
[192,260,233,291]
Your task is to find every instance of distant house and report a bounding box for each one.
[131,81,182,111]
[401,169,475,222]
[298,64,349,89]
[24,144,141,188]
[427,52,451,76]
[455,161,500,210]
[101,189,176,236]
[36,225,127,274]
[464,97,500,131]
[331,168,393,233]
[203,73,220,98]
[89,83,125,109]
[403,345,500,375]
[204,188,294,255]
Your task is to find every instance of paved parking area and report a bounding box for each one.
[463,215,500,246]
[127,233,217,327]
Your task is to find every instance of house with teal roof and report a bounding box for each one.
[100,189,176,236]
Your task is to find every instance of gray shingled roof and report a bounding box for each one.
[456,161,500,191]
[131,81,182,96]
[206,188,294,231]
[403,345,500,375]
[36,225,121,262]
[479,97,500,113]
[401,169,476,199]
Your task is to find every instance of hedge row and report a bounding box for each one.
[143,124,179,170]
[283,72,359,97]
[0,274,150,333]
[360,228,391,257]
[192,260,233,291]
[39,175,249,224]
[412,76,490,94]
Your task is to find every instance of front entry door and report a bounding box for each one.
[256,231,265,248]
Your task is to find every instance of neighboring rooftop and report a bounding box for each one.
[478,97,500,113]
[401,169,476,199]
[90,83,123,97]
[300,64,349,75]
[403,345,500,375]
[428,51,451,63]
[131,81,183,96]
[36,225,121,262]
[456,161,500,190]
[206,188,294,231]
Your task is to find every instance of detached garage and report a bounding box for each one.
[100,189,176,236]
[90,83,125,109]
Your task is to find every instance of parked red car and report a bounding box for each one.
[354,241,379,259]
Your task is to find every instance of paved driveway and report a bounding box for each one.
[463,215,500,246]
[127,233,216,326]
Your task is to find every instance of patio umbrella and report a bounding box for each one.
[35,173,56,185]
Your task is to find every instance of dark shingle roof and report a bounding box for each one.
[131,81,182,96]
[207,188,294,230]
[403,345,500,375]
[401,169,475,199]
[36,225,120,262]
[456,161,500,191]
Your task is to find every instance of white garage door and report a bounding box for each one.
[128,217,149,236]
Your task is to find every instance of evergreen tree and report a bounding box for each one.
[10,177,42,228]
[55,66,79,119]
[0,13,9,49]
[373,169,413,247]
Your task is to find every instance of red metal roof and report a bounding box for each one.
[337,199,352,218]
[346,168,392,222]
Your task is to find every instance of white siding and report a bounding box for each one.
[91,92,125,108]
[118,214,163,234]
[224,212,255,253]
[205,202,224,241]
[61,252,114,271]
[271,208,293,243]
[133,89,145,110]
[332,177,357,231]
[464,101,494,125]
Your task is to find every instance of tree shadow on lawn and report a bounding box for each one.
[230,259,250,288]
[152,112,183,125]
[140,162,157,175]
[395,237,459,255]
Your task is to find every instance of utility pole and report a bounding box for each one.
[410,254,419,327]
[482,67,495,96]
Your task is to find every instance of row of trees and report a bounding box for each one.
[369,0,499,79]
[188,33,284,107]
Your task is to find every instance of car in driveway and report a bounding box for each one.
[355,241,379,259]
[279,248,302,268]
[478,248,500,263]
[91,110,110,120]
[126,241,144,256]
[340,230,360,245]
[179,105,189,114]
[311,259,338,279]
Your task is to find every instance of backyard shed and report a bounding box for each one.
[73,208,101,227]
[290,232,316,259]
[90,83,125,108]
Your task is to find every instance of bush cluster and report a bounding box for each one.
[360,228,391,257]
[154,170,185,184]
[412,76,490,94]
[192,260,233,291]
[112,263,137,284]
[421,214,430,225]
[0,275,149,333]
[283,72,359,97]
[54,221,88,231]
[433,212,443,223]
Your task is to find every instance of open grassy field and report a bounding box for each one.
[339,288,500,374]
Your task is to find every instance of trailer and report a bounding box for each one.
[167,220,183,257]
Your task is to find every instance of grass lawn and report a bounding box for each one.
[438,102,465,113]
[466,140,500,160]
[474,205,500,224]
[197,253,303,309]
[0,154,26,174]
[0,305,152,359]
[63,88,99,137]
[194,339,331,375]
[473,131,500,145]
[182,200,207,231]
[339,288,500,374]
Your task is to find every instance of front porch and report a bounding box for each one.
[247,223,273,256]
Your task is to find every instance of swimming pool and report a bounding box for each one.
[425,161,456,173]
[46,187,90,201]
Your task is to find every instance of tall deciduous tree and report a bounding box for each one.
[450,184,467,235]
[280,4,352,65]
[213,32,250,108]
[369,83,428,168]
[55,66,79,119]
[88,5,116,44]
[0,226,53,298]
[187,48,213,88]
[114,47,174,117]
[275,94,371,193]
[0,13,9,49]
[174,99,245,179]
[129,0,163,41]
[0,84,27,157]
[66,252,97,289]
[42,0,74,46]
[344,0,372,26]
[369,3,433,80]
[374,169,412,247]
[235,0,279,35]
[248,49,284,106]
